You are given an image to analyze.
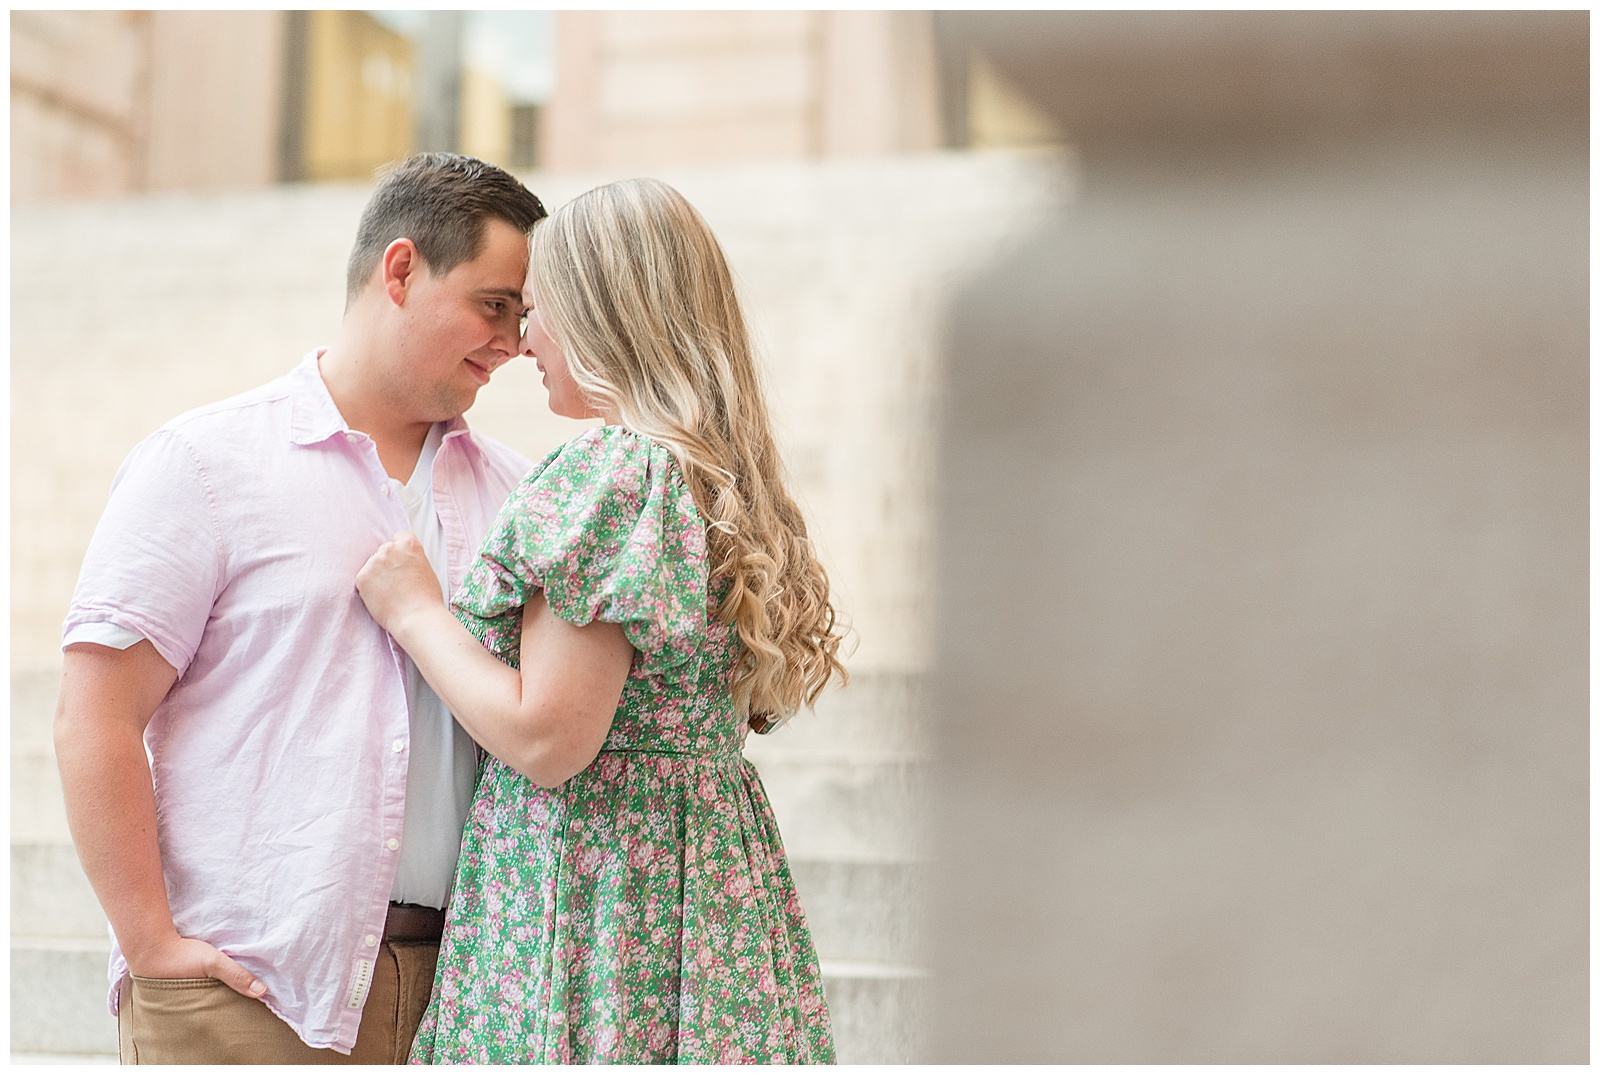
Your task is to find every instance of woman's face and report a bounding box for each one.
[520,288,595,420]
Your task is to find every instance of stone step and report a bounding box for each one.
[751,754,928,861]
[11,750,69,844]
[790,856,926,968]
[821,962,928,1065]
[10,939,118,1057]
[747,672,927,760]
[11,667,59,742]
[13,842,105,940]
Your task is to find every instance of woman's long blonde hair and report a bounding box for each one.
[529,178,848,729]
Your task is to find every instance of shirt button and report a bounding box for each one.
[365,934,378,948]
[392,739,405,753]
[386,838,400,851]
[383,485,395,498]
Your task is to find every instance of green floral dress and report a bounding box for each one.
[409,425,835,1064]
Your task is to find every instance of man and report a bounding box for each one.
[54,154,546,1063]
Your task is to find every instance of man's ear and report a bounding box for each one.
[381,238,422,306]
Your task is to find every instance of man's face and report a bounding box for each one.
[389,217,529,421]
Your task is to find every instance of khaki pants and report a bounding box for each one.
[117,939,439,1065]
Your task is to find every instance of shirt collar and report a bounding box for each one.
[288,349,480,455]
[288,350,351,446]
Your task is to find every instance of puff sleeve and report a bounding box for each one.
[451,426,709,681]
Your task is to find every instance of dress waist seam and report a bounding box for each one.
[598,746,742,763]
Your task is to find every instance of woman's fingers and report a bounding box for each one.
[377,532,414,561]
[358,535,414,585]
[356,532,441,630]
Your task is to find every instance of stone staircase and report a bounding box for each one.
[744,673,929,1063]
[11,668,925,1064]
[11,667,119,1063]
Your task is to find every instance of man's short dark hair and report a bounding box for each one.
[346,153,547,301]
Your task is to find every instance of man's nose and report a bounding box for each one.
[491,318,521,357]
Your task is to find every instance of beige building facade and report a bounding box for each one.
[13,10,1059,203]
[11,11,285,201]
[12,10,413,200]
[541,11,943,170]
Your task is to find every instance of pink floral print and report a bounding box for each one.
[409,426,835,1064]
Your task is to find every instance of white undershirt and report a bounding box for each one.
[64,421,477,910]
[386,422,478,908]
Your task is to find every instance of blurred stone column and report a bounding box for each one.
[414,10,462,153]
[927,11,1587,1063]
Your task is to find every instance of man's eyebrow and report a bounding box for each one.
[477,287,525,302]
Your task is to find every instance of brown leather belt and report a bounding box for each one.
[383,902,445,945]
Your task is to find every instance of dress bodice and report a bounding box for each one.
[451,424,746,761]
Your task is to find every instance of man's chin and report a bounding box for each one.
[425,390,478,423]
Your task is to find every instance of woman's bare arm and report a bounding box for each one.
[358,533,634,786]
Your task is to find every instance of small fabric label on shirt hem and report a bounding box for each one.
[346,958,374,1009]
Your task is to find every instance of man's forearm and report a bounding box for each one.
[56,710,182,963]
[54,641,184,966]
[55,642,266,996]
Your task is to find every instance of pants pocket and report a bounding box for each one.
[128,975,220,989]
[124,975,247,1064]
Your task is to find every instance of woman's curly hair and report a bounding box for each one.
[529,178,848,729]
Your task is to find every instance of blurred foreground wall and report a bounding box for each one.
[928,11,1587,1062]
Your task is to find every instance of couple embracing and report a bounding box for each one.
[56,154,845,1065]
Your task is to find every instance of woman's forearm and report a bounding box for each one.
[385,603,542,774]
[385,593,634,787]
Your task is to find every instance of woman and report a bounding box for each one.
[355,178,847,1064]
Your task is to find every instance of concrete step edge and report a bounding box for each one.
[786,849,926,866]
[12,937,109,953]
[744,748,930,765]
[820,960,928,980]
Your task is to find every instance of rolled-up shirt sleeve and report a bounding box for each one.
[63,429,225,677]
[61,622,144,649]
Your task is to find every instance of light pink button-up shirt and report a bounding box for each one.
[63,353,530,1053]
